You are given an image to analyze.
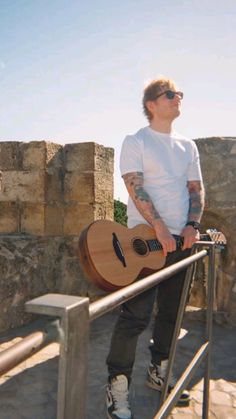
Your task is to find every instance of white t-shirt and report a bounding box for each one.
[120,126,203,235]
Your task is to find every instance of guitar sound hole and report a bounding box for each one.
[132,239,148,256]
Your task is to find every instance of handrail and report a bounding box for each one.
[89,249,207,321]
[0,319,59,376]
[0,331,47,376]
[0,244,215,419]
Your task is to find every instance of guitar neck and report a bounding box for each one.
[147,234,211,252]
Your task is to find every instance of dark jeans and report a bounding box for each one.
[106,248,191,379]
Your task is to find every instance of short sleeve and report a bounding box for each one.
[120,135,143,176]
[187,141,203,181]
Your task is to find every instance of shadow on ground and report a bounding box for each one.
[0,311,235,418]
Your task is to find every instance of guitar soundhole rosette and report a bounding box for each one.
[132,238,149,256]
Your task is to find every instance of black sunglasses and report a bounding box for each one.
[155,90,184,100]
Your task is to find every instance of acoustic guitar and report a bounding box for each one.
[78,220,226,292]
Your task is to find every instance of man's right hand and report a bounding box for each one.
[153,219,176,256]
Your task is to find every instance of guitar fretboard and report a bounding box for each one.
[146,234,211,252]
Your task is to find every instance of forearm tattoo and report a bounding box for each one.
[123,172,161,224]
[187,180,205,221]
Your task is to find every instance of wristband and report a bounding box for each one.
[185,221,201,230]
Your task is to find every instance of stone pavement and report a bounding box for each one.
[0,310,235,419]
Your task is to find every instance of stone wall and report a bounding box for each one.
[0,141,113,332]
[189,137,236,326]
[0,141,114,235]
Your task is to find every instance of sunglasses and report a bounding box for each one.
[155,90,184,100]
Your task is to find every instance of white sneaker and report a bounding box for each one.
[106,375,133,419]
[147,360,190,406]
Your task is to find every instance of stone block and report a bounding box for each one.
[64,170,114,204]
[20,142,46,170]
[20,141,62,170]
[0,142,21,170]
[105,201,114,220]
[94,144,114,173]
[94,202,114,220]
[45,142,62,166]
[63,142,114,173]
[46,168,63,203]
[45,204,64,235]
[0,202,20,233]
[63,203,95,235]
[21,203,45,235]
[94,172,113,202]
[195,137,235,156]
[0,170,45,202]
[63,143,96,172]
[64,171,95,202]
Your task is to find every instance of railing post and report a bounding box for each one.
[26,293,90,419]
[159,246,196,407]
[203,243,215,419]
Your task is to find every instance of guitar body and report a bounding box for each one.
[78,220,226,292]
[78,220,166,291]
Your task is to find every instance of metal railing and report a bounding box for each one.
[0,242,215,418]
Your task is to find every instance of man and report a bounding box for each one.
[106,76,205,419]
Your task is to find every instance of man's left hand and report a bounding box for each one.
[180,225,200,250]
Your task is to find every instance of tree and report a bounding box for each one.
[114,199,127,226]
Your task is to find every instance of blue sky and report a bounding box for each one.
[1,0,236,202]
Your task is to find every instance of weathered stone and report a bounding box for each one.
[0,141,62,172]
[64,171,95,202]
[0,171,45,202]
[0,140,114,330]
[190,137,236,325]
[20,142,46,170]
[21,203,45,235]
[45,142,62,166]
[0,142,21,170]
[94,201,114,220]
[195,136,235,156]
[45,204,64,235]
[63,171,114,205]
[0,202,20,233]
[63,142,114,173]
[45,168,63,203]
[0,141,113,238]
[63,142,96,172]
[94,144,114,173]
[0,235,98,332]
[63,203,95,236]
[94,172,114,201]
[20,141,62,170]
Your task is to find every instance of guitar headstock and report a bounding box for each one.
[205,228,227,250]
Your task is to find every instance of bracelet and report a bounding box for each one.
[185,221,201,230]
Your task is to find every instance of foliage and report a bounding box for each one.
[114,199,127,226]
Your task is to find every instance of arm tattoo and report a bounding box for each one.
[122,172,161,225]
[187,180,205,221]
